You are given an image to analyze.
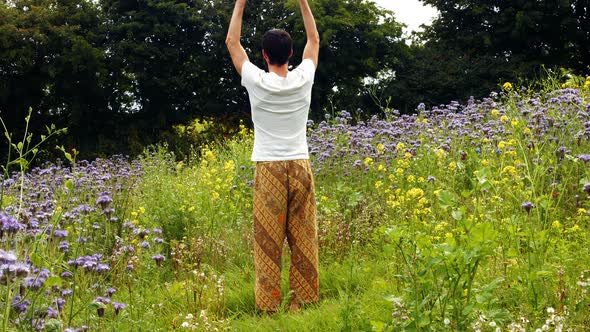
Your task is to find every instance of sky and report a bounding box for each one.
[371,0,439,33]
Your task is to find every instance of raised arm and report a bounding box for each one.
[300,0,320,67]
[226,0,249,75]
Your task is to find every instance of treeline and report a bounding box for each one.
[0,0,588,159]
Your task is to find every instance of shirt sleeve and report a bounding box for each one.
[296,59,316,83]
[241,61,263,89]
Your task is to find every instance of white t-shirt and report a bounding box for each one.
[241,59,316,161]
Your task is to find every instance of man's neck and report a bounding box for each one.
[267,63,289,78]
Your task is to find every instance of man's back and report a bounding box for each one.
[241,59,316,161]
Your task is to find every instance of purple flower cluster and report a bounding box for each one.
[67,254,110,273]
[0,211,25,237]
[308,88,590,174]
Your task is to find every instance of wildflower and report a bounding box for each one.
[583,183,590,194]
[96,192,113,209]
[491,109,500,116]
[363,157,374,167]
[521,201,535,213]
[113,302,126,315]
[0,250,17,264]
[141,241,151,249]
[59,241,70,252]
[0,211,25,236]
[152,254,166,266]
[503,82,513,91]
[54,229,68,238]
[11,295,30,314]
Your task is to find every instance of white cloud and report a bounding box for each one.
[371,0,438,33]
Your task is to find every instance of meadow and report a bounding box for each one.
[1,75,590,331]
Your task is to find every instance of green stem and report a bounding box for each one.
[3,282,12,332]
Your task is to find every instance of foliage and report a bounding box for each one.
[0,0,405,160]
[388,0,590,112]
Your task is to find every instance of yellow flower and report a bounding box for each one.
[491,109,500,116]
[511,119,519,128]
[377,164,387,172]
[363,157,374,167]
[139,206,145,214]
[406,188,425,200]
[523,127,532,135]
[396,142,406,151]
[551,220,562,229]
[376,143,385,154]
[500,115,509,122]
[435,148,447,159]
[407,175,415,183]
[417,177,425,183]
[204,150,215,161]
[375,181,383,189]
[404,152,413,159]
[396,168,404,176]
[498,141,507,150]
[577,208,587,216]
[503,82,513,91]
[448,161,457,171]
[502,166,517,176]
[211,192,220,201]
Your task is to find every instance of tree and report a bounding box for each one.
[0,0,107,155]
[389,0,590,112]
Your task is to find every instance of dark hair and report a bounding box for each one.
[262,29,293,66]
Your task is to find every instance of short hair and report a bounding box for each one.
[262,29,293,66]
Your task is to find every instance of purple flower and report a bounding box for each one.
[578,154,590,162]
[11,295,30,314]
[154,237,164,244]
[94,296,111,304]
[152,254,165,266]
[56,298,66,311]
[583,183,590,195]
[95,264,110,273]
[62,289,73,297]
[96,192,113,209]
[24,268,49,289]
[112,302,126,315]
[521,201,535,213]
[0,211,25,236]
[47,306,59,318]
[59,241,70,253]
[2,262,31,278]
[106,288,117,296]
[61,271,73,279]
[0,250,17,264]
[141,241,151,249]
[53,229,68,238]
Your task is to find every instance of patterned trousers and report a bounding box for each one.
[253,159,319,312]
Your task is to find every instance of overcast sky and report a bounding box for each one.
[371,0,438,33]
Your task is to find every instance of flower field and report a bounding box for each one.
[1,77,590,331]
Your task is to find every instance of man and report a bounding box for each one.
[226,0,320,313]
